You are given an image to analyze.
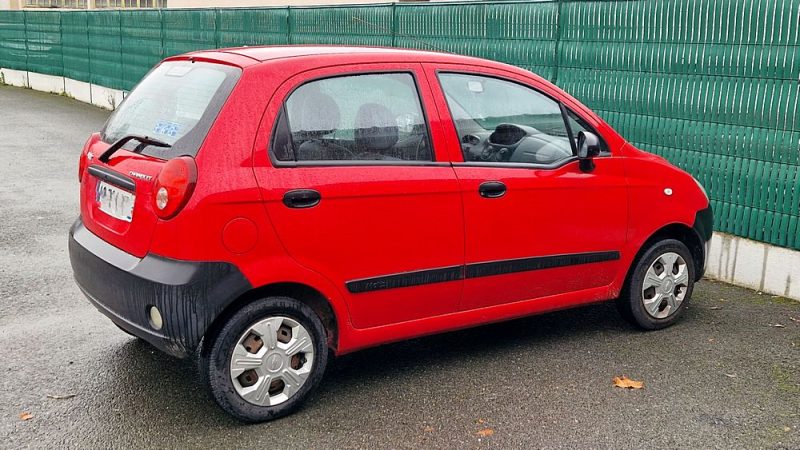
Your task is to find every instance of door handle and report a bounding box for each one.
[478,181,506,198]
[283,189,321,208]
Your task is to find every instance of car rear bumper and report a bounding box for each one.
[68,217,251,358]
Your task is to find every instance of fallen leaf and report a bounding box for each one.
[783,426,791,432]
[770,323,786,328]
[19,412,32,421]
[477,418,486,424]
[724,373,737,378]
[46,394,76,400]
[477,428,494,438]
[423,425,435,433]
[789,317,799,323]
[709,306,723,310]
[613,376,644,389]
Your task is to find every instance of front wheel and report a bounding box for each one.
[201,296,329,422]
[617,239,695,330]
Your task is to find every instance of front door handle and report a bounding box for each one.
[283,189,321,208]
[478,181,506,198]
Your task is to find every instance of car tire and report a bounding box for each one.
[617,239,695,330]
[201,296,329,422]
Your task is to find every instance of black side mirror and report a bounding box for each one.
[576,131,600,172]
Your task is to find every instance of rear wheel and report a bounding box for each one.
[617,239,695,330]
[201,296,329,422]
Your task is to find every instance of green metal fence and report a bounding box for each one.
[0,0,798,250]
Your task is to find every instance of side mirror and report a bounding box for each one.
[576,131,600,172]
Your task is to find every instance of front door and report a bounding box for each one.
[426,66,628,310]
[254,66,464,329]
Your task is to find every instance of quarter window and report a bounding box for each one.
[439,73,574,165]
[272,73,432,163]
[566,109,610,154]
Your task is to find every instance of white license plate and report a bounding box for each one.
[96,181,134,222]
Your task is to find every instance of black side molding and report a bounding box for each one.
[465,251,620,279]
[347,266,463,294]
[345,251,621,294]
[87,165,136,192]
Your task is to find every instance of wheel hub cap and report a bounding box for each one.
[229,316,314,407]
[641,251,689,319]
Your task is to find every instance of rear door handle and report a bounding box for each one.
[478,181,506,198]
[283,189,321,208]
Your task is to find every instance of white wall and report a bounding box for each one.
[167,0,396,7]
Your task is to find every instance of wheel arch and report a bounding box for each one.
[202,281,341,354]
[627,222,706,287]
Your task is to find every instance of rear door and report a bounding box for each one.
[425,64,628,310]
[253,64,465,329]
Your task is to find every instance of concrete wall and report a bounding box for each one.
[0,0,22,10]
[1,68,125,110]
[706,233,800,300]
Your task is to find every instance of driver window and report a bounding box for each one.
[272,72,432,163]
[438,73,573,165]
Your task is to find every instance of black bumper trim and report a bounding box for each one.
[69,218,251,358]
[692,204,714,280]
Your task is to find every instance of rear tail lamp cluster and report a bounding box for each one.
[153,156,198,219]
[78,133,101,182]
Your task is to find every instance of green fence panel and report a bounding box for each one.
[0,11,27,71]
[162,9,217,57]
[288,5,393,46]
[24,11,61,77]
[61,11,89,83]
[120,9,162,91]
[87,10,123,89]
[1,1,798,251]
[217,8,289,47]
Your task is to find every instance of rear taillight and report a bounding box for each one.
[78,151,87,182]
[153,156,197,220]
[79,133,101,182]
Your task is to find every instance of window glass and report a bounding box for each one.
[566,110,610,154]
[439,73,574,165]
[274,73,432,162]
[102,61,240,159]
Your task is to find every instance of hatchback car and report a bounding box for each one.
[69,46,712,422]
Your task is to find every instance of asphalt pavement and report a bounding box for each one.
[0,85,798,449]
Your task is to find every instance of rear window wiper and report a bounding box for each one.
[98,135,172,163]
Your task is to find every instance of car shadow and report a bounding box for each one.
[91,300,645,429]
[322,301,632,387]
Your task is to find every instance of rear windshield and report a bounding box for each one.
[101,61,240,159]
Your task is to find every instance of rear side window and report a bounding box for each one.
[102,61,240,159]
[272,72,432,163]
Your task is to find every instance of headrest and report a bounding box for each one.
[354,102,399,152]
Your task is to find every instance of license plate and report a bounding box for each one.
[96,181,134,222]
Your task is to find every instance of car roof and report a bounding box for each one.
[181,45,502,67]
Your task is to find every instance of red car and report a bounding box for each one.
[69,46,712,422]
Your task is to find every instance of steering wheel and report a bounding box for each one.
[479,141,515,162]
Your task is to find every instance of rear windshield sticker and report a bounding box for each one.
[154,121,181,138]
